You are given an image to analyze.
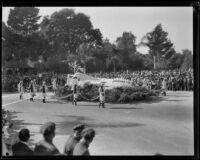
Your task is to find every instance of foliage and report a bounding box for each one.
[139,24,174,69]
[56,83,156,103]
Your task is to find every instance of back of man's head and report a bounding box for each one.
[19,128,30,142]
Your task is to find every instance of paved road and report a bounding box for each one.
[2,91,194,155]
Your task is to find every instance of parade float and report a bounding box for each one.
[56,72,158,103]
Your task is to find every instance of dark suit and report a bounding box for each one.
[73,140,90,156]
[12,141,34,156]
[34,140,59,156]
[63,135,80,155]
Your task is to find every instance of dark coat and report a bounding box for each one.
[34,140,59,156]
[12,141,34,156]
[63,135,80,155]
[73,140,90,156]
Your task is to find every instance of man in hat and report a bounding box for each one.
[63,124,85,155]
[98,83,105,108]
[73,128,95,156]
[41,81,47,103]
[18,80,24,100]
[34,122,59,155]
[12,128,34,156]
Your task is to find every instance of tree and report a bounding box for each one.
[115,32,137,70]
[7,7,41,35]
[6,7,42,74]
[181,49,193,70]
[140,24,174,69]
[40,8,103,66]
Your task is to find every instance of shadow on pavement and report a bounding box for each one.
[55,115,145,135]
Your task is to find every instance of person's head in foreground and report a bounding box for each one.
[40,122,56,143]
[81,128,95,145]
[19,128,30,142]
[73,124,85,140]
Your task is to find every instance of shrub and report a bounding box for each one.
[56,83,157,103]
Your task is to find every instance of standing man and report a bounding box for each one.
[42,81,47,103]
[72,77,78,106]
[73,83,78,106]
[12,128,34,156]
[98,83,105,108]
[52,78,57,94]
[161,78,167,96]
[18,80,24,100]
[63,124,85,155]
[29,80,34,102]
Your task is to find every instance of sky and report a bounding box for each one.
[2,7,193,54]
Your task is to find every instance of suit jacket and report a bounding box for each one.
[73,140,90,156]
[12,141,34,156]
[34,140,59,156]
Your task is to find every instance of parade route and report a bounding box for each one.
[2,91,194,155]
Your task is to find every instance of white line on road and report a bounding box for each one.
[2,98,29,107]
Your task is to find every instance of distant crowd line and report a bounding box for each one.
[2,68,194,92]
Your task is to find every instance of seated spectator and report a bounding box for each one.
[63,124,85,155]
[34,122,59,155]
[12,128,34,156]
[73,128,95,156]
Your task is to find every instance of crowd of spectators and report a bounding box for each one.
[2,68,193,92]
[89,68,194,91]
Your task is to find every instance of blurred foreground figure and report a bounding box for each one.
[34,122,59,155]
[73,128,95,156]
[63,124,85,155]
[12,128,34,156]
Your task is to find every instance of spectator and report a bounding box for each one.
[12,128,34,156]
[34,122,59,155]
[63,124,85,155]
[73,128,95,156]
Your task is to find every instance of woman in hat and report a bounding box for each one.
[73,128,95,156]
[63,124,85,155]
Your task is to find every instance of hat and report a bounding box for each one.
[81,128,95,140]
[73,124,85,132]
[40,122,56,136]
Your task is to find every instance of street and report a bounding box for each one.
[2,91,194,155]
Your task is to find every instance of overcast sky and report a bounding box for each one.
[2,7,193,54]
